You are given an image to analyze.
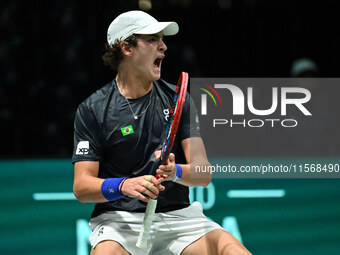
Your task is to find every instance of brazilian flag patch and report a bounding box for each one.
[121,125,134,136]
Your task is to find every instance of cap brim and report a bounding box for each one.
[135,22,179,36]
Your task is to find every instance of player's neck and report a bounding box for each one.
[116,70,152,99]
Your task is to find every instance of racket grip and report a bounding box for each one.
[136,198,158,249]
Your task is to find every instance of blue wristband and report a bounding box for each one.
[101,177,127,201]
[172,164,182,182]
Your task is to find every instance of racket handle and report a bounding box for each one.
[136,198,158,249]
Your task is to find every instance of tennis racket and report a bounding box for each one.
[136,72,189,249]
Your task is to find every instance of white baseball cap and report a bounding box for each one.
[107,10,179,45]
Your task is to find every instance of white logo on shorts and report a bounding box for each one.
[76,141,89,155]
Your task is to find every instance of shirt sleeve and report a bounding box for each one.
[178,93,201,141]
[72,103,103,163]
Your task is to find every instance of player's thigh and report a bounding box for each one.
[181,229,251,255]
[91,240,130,255]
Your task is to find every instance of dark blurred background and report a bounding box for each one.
[1,0,339,157]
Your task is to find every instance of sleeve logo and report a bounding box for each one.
[76,141,89,155]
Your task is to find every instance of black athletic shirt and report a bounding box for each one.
[72,79,200,218]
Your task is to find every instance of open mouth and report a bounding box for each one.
[154,57,162,70]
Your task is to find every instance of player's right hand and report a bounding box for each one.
[120,175,165,202]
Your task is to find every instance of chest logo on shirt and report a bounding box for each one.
[121,125,134,136]
[163,109,169,121]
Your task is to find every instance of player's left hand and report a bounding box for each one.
[155,150,176,181]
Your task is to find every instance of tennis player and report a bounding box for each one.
[72,10,251,255]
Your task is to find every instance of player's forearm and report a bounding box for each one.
[178,137,212,186]
[177,161,212,187]
[73,176,108,203]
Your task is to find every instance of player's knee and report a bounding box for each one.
[221,242,252,255]
[92,240,130,255]
[92,248,128,255]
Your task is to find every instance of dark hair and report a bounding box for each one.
[102,34,139,71]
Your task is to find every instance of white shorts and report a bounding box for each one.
[89,201,223,255]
